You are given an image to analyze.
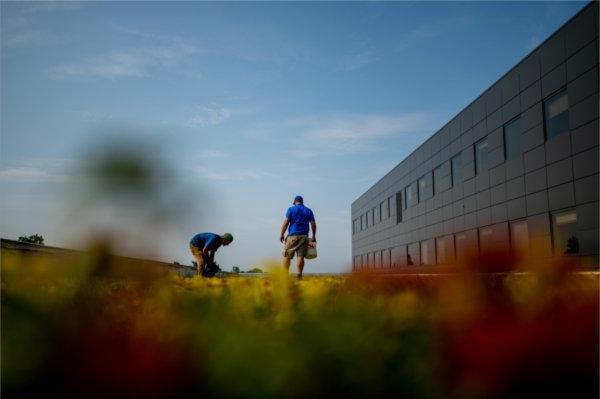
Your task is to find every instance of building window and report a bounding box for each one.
[479,227,494,254]
[418,172,433,201]
[396,192,403,223]
[374,206,380,224]
[436,235,455,264]
[371,209,375,226]
[451,155,462,186]
[407,243,419,266]
[388,196,394,217]
[405,184,416,208]
[475,138,489,174]
[361,214,366,230]
[434,162,451,194]
[420,239,435,265]
[544,90,569,140]
[433,166,443,195]
[504,117,522,160]
[381,249,389,268]
[382,199,389,220]
[510,220,529,255]
[552,210,578,255]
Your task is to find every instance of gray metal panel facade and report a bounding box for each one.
[351,3,599,270]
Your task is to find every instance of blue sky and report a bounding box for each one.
[0,1,587,273]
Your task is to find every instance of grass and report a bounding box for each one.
[1,247,598,398]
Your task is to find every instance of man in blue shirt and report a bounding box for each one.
[279,195,316,278]
[189,232,233,276]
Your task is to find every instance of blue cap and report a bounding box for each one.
[294,195,303,203]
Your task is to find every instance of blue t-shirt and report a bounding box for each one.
[190,232,222,251]
[286,204,315,236]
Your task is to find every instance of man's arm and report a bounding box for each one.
[202,236,217,256]
[280,219,290,243]
[310,220,317,242]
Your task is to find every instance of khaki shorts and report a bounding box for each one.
[190,245,206,272]
[283,235,309,259]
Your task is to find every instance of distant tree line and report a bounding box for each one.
[18,234,44,245]
[231,266,263,273]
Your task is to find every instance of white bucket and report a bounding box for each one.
[305,240,317,260]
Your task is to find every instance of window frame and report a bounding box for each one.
[551,209,579,255]
[451,155,462,187]
[396,191,403,223]
[503,116,522,161]
[474,137,489,175]
[543,88,570,141]
[509,219,529,255]
[418,172,433,202]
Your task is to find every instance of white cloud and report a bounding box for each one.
[394,16,472,53]
[333,50,379,72]
[1,14,66,48]
[195,166,273,181]
[20,2,83,14]
[0,167,68,182]
[199,148,225,158]
[290,113,428,157]
[186,105,231,128]
[49,27,197,79]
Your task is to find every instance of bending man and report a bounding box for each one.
[189,232,233,276]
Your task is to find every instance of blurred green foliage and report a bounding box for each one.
[1,249,598,398]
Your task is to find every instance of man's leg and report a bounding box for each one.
[283,255,291,272]
[196,257,206,276]
[190,246,205,276]
[296,256,305,277]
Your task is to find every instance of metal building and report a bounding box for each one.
[351,2,599,270]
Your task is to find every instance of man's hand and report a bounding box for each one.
[280,219,290,244]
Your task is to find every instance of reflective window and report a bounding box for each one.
[418,172,433,201]
[510,220,529,255]
[420,239,435,265]
[405,183,417,208]
[382,199,389,220]
[504,117,522,160]
[436,235,455,264]
[479,227,494,254]
[544,90,569,140]
[382,249,390,268]
[552,210,578,255]
[391,246,403,268]
[475,138,488,174]
[407,243,419,266]
[396,192,403,223]
[451,155,462,186]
